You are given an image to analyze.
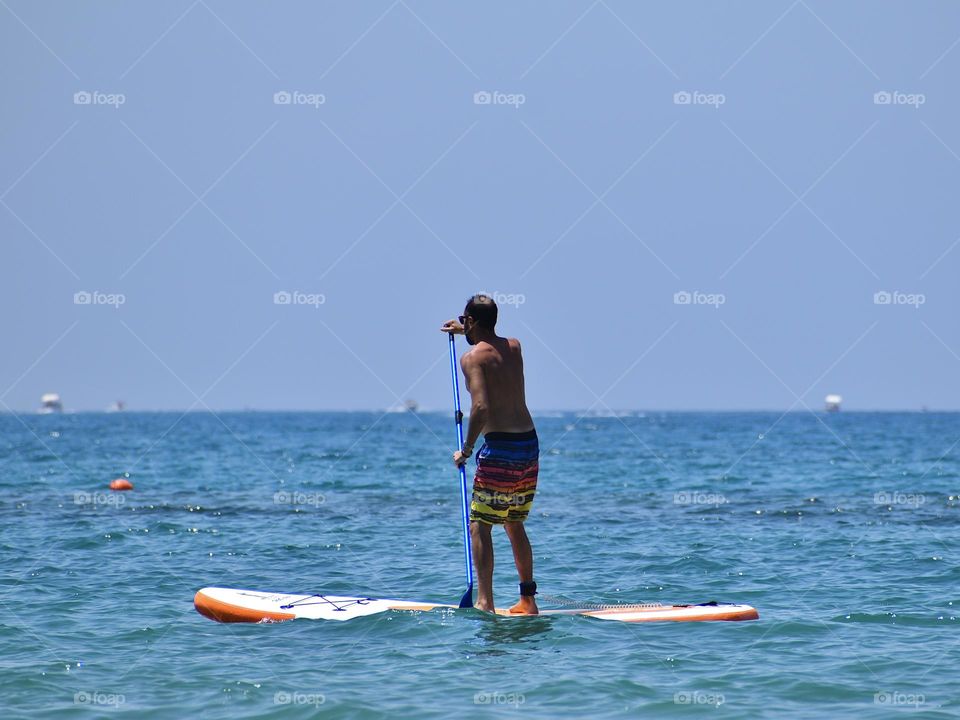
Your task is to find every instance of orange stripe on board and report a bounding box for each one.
[585,607,760,622]
[193,590,296,623]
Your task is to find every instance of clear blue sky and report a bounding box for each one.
[2,1,959,411]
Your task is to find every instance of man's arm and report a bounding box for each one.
[456,353,488,463]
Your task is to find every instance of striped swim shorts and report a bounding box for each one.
[470,429,539,525]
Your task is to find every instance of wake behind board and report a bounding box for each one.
[194,587,759,624]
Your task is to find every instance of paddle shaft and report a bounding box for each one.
[448,332,474,608]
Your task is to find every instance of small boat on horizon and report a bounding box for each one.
[386,399,419,413]
[38,393,63,414]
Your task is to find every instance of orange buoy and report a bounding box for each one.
[109,478,133,491]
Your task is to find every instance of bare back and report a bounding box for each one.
[462,336,534,434]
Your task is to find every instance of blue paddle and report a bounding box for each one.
[448,332,474,609]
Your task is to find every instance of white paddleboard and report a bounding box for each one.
[194,587,759,623]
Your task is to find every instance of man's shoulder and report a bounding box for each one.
[461,346,488,365]
[463,342,501,364]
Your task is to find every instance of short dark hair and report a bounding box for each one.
[465,294,497,330]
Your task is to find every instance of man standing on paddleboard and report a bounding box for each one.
[441,295,539,615]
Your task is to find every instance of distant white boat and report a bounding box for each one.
[39,393,63,414]
[386,399,419,413]
[107,400,126,413]
[825,394,842,412]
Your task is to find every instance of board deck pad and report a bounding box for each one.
[194,587,759,624]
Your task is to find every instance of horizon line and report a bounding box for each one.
[3,407,956,415]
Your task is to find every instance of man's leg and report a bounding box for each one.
[471,520,495,612]
[504,521,538,615]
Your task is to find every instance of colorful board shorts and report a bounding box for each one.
[470,429,539,525]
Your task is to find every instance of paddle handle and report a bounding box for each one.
[448,332,474,608]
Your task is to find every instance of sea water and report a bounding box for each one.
[1,411,957,718]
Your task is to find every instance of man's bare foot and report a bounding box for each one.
[508,597,539,615]
[474,599,496,613]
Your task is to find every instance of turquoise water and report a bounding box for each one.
[2,411,958,718]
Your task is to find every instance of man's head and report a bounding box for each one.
[461,294,497,344]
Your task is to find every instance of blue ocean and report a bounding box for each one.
[1,411,957,718]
